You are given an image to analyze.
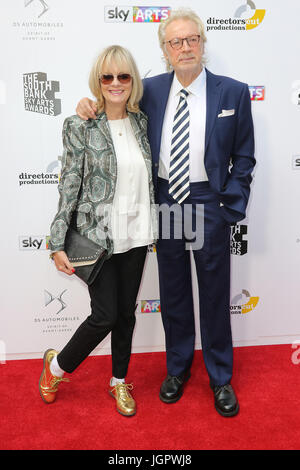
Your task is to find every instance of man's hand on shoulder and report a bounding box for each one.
[76,98,98,120]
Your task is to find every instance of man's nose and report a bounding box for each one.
[181,38,192,50]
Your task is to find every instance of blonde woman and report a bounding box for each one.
[39,45,157,417]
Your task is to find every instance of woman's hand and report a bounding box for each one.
[76,98,98,120]
[52,251,75,276]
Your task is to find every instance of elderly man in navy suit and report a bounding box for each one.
[76,8,255,417]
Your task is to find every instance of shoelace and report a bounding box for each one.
[111,383,133,400]
[42,376,70,393]
[214,384,232,396]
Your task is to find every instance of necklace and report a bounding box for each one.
[118,118,127,136]
[108,116,128,137]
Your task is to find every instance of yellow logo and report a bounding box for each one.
[231,289,259,315]
[235,1,266,30]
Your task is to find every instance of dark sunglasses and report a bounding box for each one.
[100,73,132,85]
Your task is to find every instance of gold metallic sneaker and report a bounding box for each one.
[109,383,136,417]
[39,349,69,404]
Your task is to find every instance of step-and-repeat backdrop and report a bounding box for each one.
[1,0,300,360]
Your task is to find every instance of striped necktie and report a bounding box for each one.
[168,88,190,204]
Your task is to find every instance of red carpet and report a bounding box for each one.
[1,344,300,450]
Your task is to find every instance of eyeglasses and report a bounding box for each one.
[164,35,201,50]
[99,73,132,85]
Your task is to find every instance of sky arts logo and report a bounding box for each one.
[207,1,265,32]
[231,289,259,315]
[104,6,170,23]
[249,86,265,101]
[19,235,50,250]
[140,300,161,313]
[292,155,300,170]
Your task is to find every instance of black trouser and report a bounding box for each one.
[57,246,147,378]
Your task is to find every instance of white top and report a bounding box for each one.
[158,68,208,182]
[108,117,154,254]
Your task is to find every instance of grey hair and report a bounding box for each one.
[158,8,207,72]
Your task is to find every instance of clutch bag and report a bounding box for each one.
[64,227,107,285]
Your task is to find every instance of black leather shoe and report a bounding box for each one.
[211,384,239,417]
[159,371,191,403]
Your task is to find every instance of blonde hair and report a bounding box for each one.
[158,8,207,72]
[89,45,143,113]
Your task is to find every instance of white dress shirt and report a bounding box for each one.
[109,117,154,254]
[158,67,208,182]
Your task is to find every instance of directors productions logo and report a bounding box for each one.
[104,6,171,22]
[18,160,61,188]
[207,0,266,32]
[18,171,59,187]
[23,72,61,115]
[147,244,157,253]
[231,289,259,315]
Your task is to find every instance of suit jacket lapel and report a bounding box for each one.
[153,72,174,162]
[205,68,222,154]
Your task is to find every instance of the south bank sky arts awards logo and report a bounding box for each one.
[23,72,61,116]
[230,224,248,256]
[207,0,266,32]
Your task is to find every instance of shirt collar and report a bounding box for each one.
[172,67,206,98]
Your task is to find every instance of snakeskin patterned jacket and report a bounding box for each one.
[48,111,157,257]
